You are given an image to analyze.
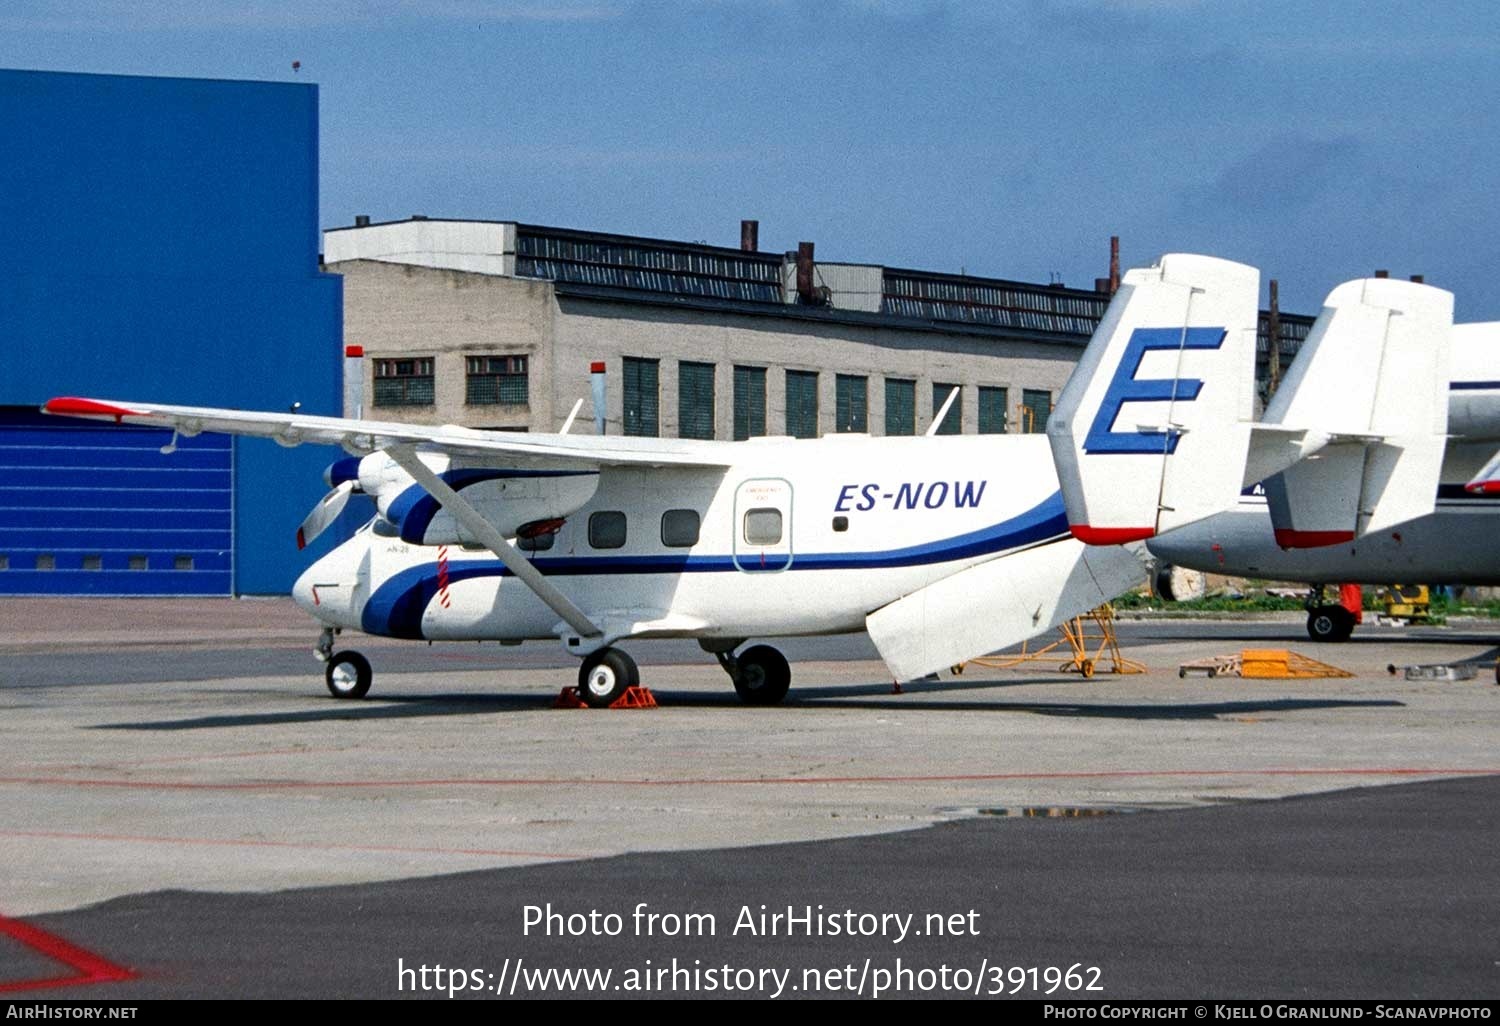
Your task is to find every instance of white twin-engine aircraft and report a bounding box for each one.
[44,254,1444,705]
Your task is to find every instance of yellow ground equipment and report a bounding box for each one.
[956,603,1146,678]
[1377,584,1431,624]
[1178,649,1353,680]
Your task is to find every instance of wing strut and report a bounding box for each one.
[385,446,603,640]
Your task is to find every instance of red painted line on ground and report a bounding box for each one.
[0,767,1494,792]
[23,746,352,772]
[0,829,587,862]
[0,913,133,994]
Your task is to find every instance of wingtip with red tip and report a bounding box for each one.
[42,397,143,423]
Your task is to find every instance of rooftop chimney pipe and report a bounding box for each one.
[741,220,759,252]
[796,241,816,304]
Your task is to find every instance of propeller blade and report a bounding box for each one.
[296,480,354,550]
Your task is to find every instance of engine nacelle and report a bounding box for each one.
[358,451,599,545]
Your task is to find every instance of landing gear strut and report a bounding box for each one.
[577,647,640,708]
[1305,585,1357,643]
[315,625,373,699]
[713,643,792,705]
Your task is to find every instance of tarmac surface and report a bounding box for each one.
[1,598,1497,998]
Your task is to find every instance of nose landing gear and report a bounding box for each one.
[316,626,372,699]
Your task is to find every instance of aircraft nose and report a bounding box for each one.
[292,539,366,628]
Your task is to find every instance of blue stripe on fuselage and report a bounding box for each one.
[360,491,1070,638]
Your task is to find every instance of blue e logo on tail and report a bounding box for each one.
[1082,326,1226,454]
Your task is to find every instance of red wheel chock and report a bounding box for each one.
[553,686,658,709]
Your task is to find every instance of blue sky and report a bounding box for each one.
[4,1,1499,319]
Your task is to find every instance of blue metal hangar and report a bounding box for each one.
[0,68,343,596]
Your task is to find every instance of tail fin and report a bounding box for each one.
[1259,278,1453,546]
[1046,253,1260,544]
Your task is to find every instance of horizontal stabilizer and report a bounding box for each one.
[1047,254,1260,545]
[865,540,1147,682]
[1259,278,1452,546]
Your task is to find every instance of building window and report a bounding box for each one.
[733,365,766,440]
[466,355,528,406]
[1022,388,1052,433]
[932,383,962,435]
[623,357,660,437]
[373,357,435,406]
[678,361,715,440]
[835,374,867,433]
[978,386,1008,434]
[661,509,701,547]
[786,370,819,439]
[885,378,915,436]
[588,511,627,549]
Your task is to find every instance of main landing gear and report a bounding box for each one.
[705,640,792,705]
[577,647,641,709]
[316,626,373,699]
[1304,584,1360,643]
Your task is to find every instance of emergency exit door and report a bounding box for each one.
[732,477,793,572]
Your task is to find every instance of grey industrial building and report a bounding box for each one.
[323,218,1311,439]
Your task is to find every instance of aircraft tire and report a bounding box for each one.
[733,645,791,705]
[325,651,372,699]
[1306,606,1355,643]
[578,648,636,708]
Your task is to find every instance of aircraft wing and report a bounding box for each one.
[41,397,735,469]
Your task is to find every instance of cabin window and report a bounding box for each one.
[373,357,435,407]
[128,555,148,570]
[661,509,701,548]
[678,361,715,440]
[1022,388,1052,433]
[174,555,195,571]
[0,555,8,570]
[743,508,783,545]
[34,554,54,571]
[82,555,103,570]
[733,365,766,440]
[518,532,554,552]
[932,383,962,435]
[466,355,529,406]
[835,374,867,433]
[588,511,627,549]
[832,516,848,532]
[978,386,1008,434]
[785,370,819,439]
[623,357,660,437]
[885,378,915,436]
